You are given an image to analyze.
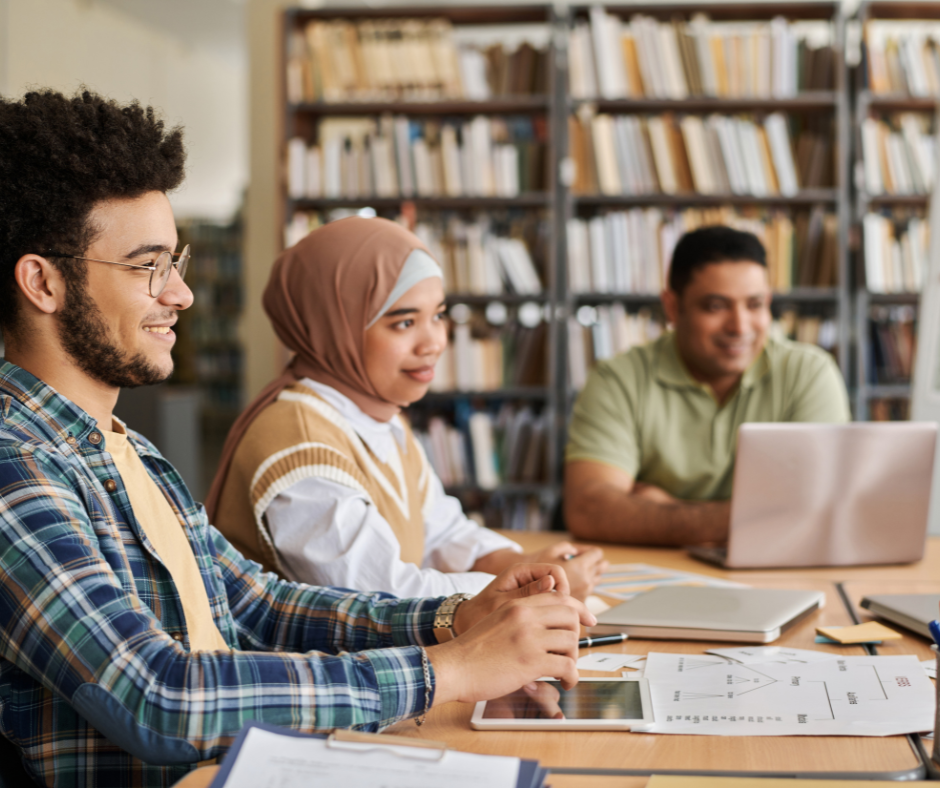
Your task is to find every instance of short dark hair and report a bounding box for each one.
[667,225,767,295]
[0,89,186,333]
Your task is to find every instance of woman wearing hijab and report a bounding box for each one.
[206,217,606,600]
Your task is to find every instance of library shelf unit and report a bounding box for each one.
[559,1,851,454]
[852,1,938,420]
[281,5,562,528]
[174,219,244,480]
[279,2,857,528]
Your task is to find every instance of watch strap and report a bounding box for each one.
[433,592,473,643]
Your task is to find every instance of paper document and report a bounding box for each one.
[643,652,935,736]
[577,652,645,672]
[706,647,840,665]
[596,564,746,601]
[212,725,524,788]
[922,659,937,679]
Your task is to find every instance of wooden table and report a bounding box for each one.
[383,532,938,781]
[503,529,940,585]
[174,534,940,785]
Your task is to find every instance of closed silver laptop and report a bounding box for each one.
[860,594,940,640]
[690,423,937,569]
[590,586,824,643]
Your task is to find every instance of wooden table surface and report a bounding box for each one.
[384,532,936,780]
[174,533,940,785]
[501,530,940,584]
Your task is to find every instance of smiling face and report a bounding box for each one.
[56,191,193,389]
[662,260,772,388]
[362,276,448,408]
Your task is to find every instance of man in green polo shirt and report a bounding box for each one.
[564,225,850,546]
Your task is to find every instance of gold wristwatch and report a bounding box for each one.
[433,593,473,643]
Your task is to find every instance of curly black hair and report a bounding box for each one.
[0,89,186,333]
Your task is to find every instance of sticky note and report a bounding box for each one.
[814,634,880,645]
[815,621,902,644]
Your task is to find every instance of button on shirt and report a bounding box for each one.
[0,362,442,788]
[264,379,520,597]
[566,333,851,500]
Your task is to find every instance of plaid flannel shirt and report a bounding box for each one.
[0,361,444,787]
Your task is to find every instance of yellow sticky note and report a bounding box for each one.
[816,621,902,644]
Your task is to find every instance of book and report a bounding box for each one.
[288,115,546,200]
[867,304,917,384]
[863,212,928,294]
[571,111,811,197]
[565,207,837,297]
[412,403,549,491]
[288,18,549,104]
[865,21,940,96]
[569,13,834,100]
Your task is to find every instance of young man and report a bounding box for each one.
[564,225,851,546]
[0,89,593,788]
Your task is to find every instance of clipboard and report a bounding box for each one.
[208,721,548,788]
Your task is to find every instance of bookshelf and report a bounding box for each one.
[282,5,562,528]
[278,2,853,529]
[169,219,244,497]
[853,1,938,419]
[559,1,850,459]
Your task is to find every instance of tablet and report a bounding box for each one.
[470,677,653,731]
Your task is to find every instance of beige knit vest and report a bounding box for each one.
[213,383,430,576]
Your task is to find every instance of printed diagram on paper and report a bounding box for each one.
[643,653,935,736]
[596,564,746,601]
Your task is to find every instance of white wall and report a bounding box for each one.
[2,0,247,222]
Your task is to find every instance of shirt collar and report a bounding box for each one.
[654,333,770,393]
[0,360,99,447]
[0,361,160,457]
[299,377,407,463]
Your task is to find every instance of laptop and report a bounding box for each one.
[689,422,937,569]
[590,586,824,643]
[860,594,940,640]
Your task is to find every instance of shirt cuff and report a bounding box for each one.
[361,645,436,729]
[388,596,446,648]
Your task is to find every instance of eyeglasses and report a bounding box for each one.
[45,245,191,298]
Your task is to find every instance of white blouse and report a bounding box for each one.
[263,379,522,597]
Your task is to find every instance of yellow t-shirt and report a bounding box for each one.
[103,424,229,652]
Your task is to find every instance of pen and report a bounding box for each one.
[578,633,628,649]
[928,620,940,647]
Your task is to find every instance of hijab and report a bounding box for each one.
[205,216,438,522]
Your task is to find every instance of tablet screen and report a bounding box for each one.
[481,680,644,720]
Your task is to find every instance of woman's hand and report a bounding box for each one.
[519,542,608,601]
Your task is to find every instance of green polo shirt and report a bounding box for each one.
[566,332,851,500]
